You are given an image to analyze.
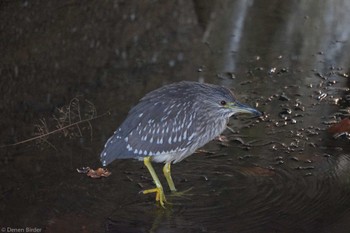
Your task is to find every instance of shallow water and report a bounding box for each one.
[1,0,350,232]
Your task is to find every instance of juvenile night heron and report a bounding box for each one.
[100,81,261,207]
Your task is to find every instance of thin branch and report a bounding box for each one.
[0,111,110,148]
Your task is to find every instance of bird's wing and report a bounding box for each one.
[100,95,200,165]
[125,98,198,159]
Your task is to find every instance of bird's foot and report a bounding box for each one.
[142,187,167,208]
[169,187,193,199]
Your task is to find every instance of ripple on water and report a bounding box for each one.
[105,153,350,233]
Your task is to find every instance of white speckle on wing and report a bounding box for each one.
[134,149,138,154]
[103,152,107,157]
[143,150,148,155]
[150,137,154,143]
[124,137,128,142]
[187,121,192,129]
[156,137,163,144]
[183,130,187,140]
[168,136,172,144]
[139,150,143,155]
[138,113,144,118]
[188,133,195,141]
[127,144,133,151]
[177,135,182,142]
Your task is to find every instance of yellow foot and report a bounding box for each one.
[169,187,193,199]
[142,187,167,208]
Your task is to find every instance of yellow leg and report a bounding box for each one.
[163,162,177,192]
[142,157,167,207]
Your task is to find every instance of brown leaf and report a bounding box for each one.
[328,118,350,135]
[77,167,111,178]
[87,168,111,178]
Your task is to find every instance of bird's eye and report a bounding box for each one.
[220,100,227,106]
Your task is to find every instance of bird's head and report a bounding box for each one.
[203,84,261,119]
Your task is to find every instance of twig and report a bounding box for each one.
[0,111,110,148]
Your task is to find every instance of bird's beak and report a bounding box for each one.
[227,101,262,117]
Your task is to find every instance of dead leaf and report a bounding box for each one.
[77,167,111,178]
[328,118,350,135]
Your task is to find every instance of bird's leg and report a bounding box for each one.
[164,163,193,199]
[163,162,177,192]
[142,156,167,207]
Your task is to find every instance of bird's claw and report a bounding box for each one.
[169,187,193,199]
[142,187,167,208]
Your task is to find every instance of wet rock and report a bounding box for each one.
[279,108,292,118]
[278,93,290,101]
[308,142,317,148]
[280,67,288,73]
[295,166,315,170]
[337,72,349,78]
[290,119,297,124]
[238,154,253,160]
[294,105,305,111]
[317,92,327,101]
[268,67,277,74]
[327,80,337,86]
[216,72,236,79]
[306,129,319,136]
[315,72,326,79]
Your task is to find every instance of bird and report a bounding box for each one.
[100,81,261,207]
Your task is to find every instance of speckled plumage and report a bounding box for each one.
[101,81,259,166]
